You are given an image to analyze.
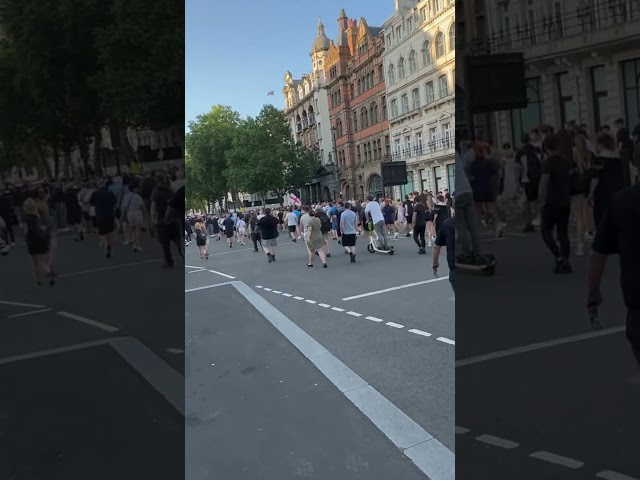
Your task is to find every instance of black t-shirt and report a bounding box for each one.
[257,215,279,239]
[413,203,427,227]
[591,184,640,310]
[541,154,571,207]
[434,204,451,225]
[169,185,185,219]
[89,188,117,220]
[222,217,235,233]
[404,200,414,218]
[151,185,173,225]
[435,216,455,271]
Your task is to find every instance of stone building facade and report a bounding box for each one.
[382,0,456,197]
[324,10,390,201]
[486,0,640,146]
[282,21,339,203]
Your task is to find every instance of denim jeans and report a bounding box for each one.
[454,192,480,257]
[374,221,388,247]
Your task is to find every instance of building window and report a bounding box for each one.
[420,6,427,23]
[361,107,369,129]
[449,23,455,51]
[391,98,399,118]
[408,50,417,74]
[382,96,387,119]
[378,64,384,82]
[415,131,423,154]
[407,17,413,32]
[447,163,455,192]
[350,83,355,99]
[405,135,412,157]
[435,0,442,12]
[412,88,421,109]
[433,165,442,192]
[353,111,358,132]
[420,169,428,191]
[396,26,402,41]
[388,64,395,85]
[591,65,608,131]
[422,40,432,65]
[398,57,406,80]
[336,119,343,137]
[386,34,392,46]
[557,72,578,126]
[370,102,378,124]
[510,77,543,146]
[425,81,435,103]
[401,94,409,114]
[439,74,448,97]
[435,32,445,58]
[442,123,452,148]
[429,127,437,150]
[394,138,401,158]
[622,59,640,130]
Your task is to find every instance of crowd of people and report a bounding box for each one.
[0,166,186,286]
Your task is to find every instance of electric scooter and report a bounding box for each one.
[366,221,395,255]
[455,253,496,276]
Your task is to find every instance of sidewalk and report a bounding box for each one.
[186,284,430,480]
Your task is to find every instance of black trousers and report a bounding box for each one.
[540,204,570,259]
[628,310,640,368]
[157,223,183,266]
[251,233,261,251]
[413,224,426,249]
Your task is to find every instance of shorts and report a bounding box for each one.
[127,210,144,227]
[96,218,115,236]
[238,228,246,235]
[385,218,395,225]
[524,182,539,202]
[225,231,234,238]
[406,216,412,225]
[288,225,297,233]
[342,233,356,247]
[263,238,277,247]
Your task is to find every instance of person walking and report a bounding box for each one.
[304,209,328,268]
[256,208,279,263]
[339,202,358,263]
[194,218,209,260]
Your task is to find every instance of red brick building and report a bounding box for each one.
[325,10,390,201]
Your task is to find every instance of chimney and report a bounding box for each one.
[347,18,358,56]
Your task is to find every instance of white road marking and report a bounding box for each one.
[456,326,625,367]
[476,434,519,449]
[255,286,263,289]
[293,296,305,300]
[342,276,450,301]
[185,282,233,292]
[166,348,184,354]
[331,307,345,312]
[529,451,584,469]
[318,303,331,308]
[455,426,470,434]
[185,265,203,269]
[346,311,362,317]
[58,259,160,278]
[409,329,432,337]
[263,288,272,291]
[272,290,282,294]
[436,337,455,345]
[187,269,206,274]
[7,308,53,318]
[365,316,384,323]
[57,311,120,332]
[281,293,293,297]
[208,269,235,279]
[386,322,404,329]
[305,300,317,304]
[0,300,47,308]
[209,241,294,256]
[596,470,639,480]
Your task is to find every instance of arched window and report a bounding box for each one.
[336,119,343,137]
[337,89,342,104]
[361,107,368,129]
[296,115,302,132]
[425,81,435,103]
[422,40,432,65]
[302,111,308,128]
[449,23,455,51]
[398,57,406,79]
[435,32,445,58]
[370,102,378,124]
[408,50,417,74]
[353,111,358,132]
[308,105,315,124]
[388,64,395,85]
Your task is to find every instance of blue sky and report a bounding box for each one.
[185,0,395,129]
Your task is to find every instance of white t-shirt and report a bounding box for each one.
[123,192,143,212]
[287,211,298,226]
[364,201,385,224]
[396,204,405,219]
[300,213,311,231]
[237,219,246,231]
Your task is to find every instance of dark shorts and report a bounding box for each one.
[524,182,539,202]
[96,218,115,236]
[288,225,297,233]
[342,233,356,247]
[225,231,234,238]
[406,216,412,225]
[385,219,395,225]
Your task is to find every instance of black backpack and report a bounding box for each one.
[318,211,331,233]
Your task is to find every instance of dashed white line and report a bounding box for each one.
[0,300,46,308]
[263,288,272,291]
[346,311,362,317]
[476,434,519,449]
[281,293,293,297]
[409,329,432,337]
[331,307,345,312]
[365,316,384,323]
[7,308,53,318]
[166,348,184,354]
[187,268,206,273]
[386,322,404,329]
[455,426,470,434]
[208,269,235,279]
[57,311,120,333]
[437,337,455,345]
[529,451,584,469]
[305,299,317,304]
[318,303,331,308]
[293,296,305,301]
[596,470,639,480]
[273,290,282,294]
[255,286,263,289]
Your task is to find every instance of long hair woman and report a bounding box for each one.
[588,133,627,229]
[426,193,436,246]
[23,197,54,287]
[194,218,208,259]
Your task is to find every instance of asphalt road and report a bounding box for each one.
[0,228,184,480]
[185,230,455,479]
[456,222,640,480]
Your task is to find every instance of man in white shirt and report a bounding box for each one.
[364,195,388,248]
[286,207,299,242]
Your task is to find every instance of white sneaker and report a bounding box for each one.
[427,240,432,247]
[576,242,585,257]
[394,232,399,239]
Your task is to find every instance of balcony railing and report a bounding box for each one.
[490,1,640,52]
[390,138,453,161]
